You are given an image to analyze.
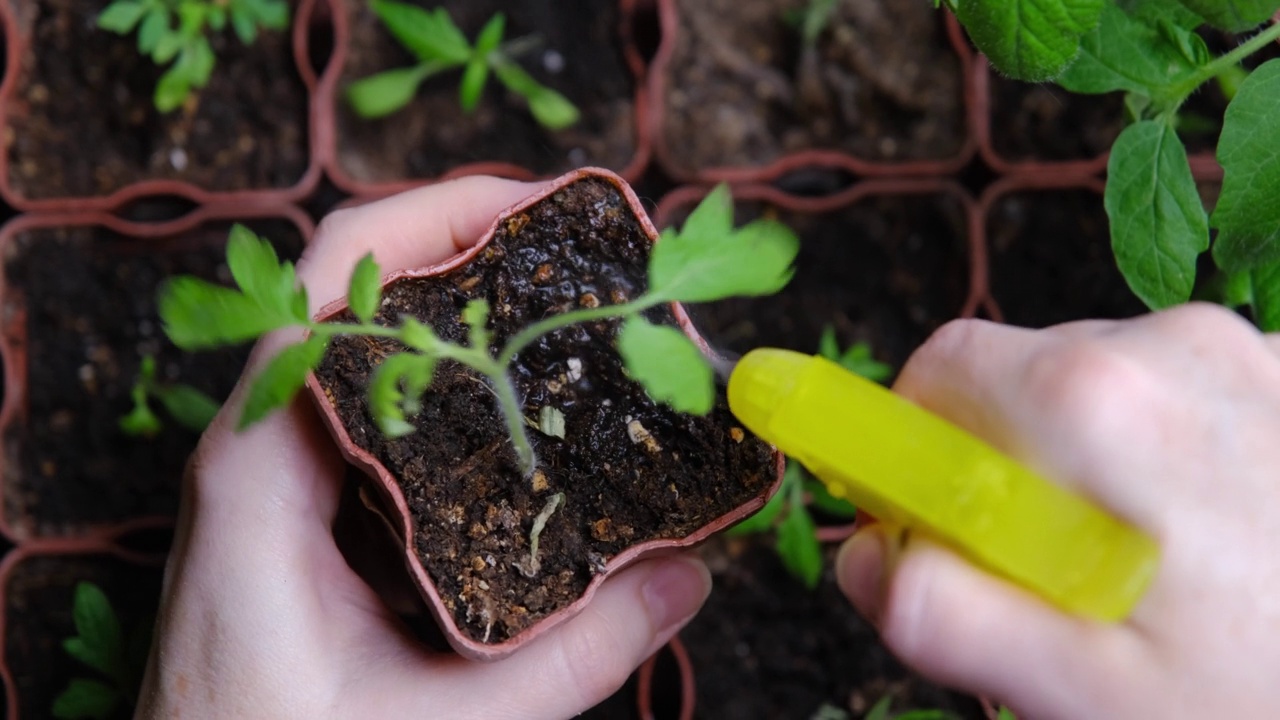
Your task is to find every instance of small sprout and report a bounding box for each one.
[157,186,798,490]
[818,326,894,384]
[119,354,221,437]
[345,3,580,130]
[97,0,290,112]
[538,406,566,439]
[53,582,151,719]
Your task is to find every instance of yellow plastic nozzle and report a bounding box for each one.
[728,348,1159,622]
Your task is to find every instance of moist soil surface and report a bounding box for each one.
[314,176,775,645]
[987,191,1148,327]
[5,554,162,720]
[989,78,1125,162]
[681,194,971,376]
[6,0,308,200]
[684,535,984,719]
[336,0,637,182]
[660,0,965,175]
[1,221,304,536]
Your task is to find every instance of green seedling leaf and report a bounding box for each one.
[818,330,893,384]
[400,317,439,352]
[776,498,823,589]
[1120,0,1204,27]
[119,385,162,437]
[52,678,120,720]
[459,57,489,112]
[1212,60,1280,273]
[372,0,471,65]
[864,696,893,720]
[800,0,839,46]
[804,476,858,518]
[491,60,580,130]
[154,63,192,112]
[1250,261,1280,331]
[247,0,289,28]
[1057,2,1202,96]
[369,352,436,437]
[1174,0,1280,31]
[1105,120,1208,309]
[152,30,183,64]
[474,12,505,55]
[462,298,491,350]
[155,384,221,432]
[230,6,257,43]
[649,189,799,304]
[348,253,382,324]
[345,64,436,119]
[729,459,801,535]
[238,335,329,429]
[617,316,715,415]
[69,582,123,678]
[207,4,226,31]
[189,36,216,87]
[137,8,169,54]
[98,1,148,33]
[954,0,1105,82]
[538,405,566,439]
[996,708,1018,720]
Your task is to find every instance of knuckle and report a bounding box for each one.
[898,319,991,390]
[313,206,357,245]
[1020,342,1152,436]
[553,613,634,706]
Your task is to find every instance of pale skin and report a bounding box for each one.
[139,176,1280,718]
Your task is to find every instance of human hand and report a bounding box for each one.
[836,305,1280,718]
[136,178,712,719]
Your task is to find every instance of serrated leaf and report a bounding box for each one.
[462,298,491,349]
[1212,60,1280,273]
[400,317,439,352]
[459,57,489,112]
[727,484,788,535]
[159,277,304,349]
[1174,0,1280,30]
[1119,0,1204,27]
[491,60,580,130]
[155,384,221,432]
[955,0,1105,82]
[371,0,471,64]
[347,253,382,324]
[369,352,436,437]
[226,225,298,312]
[649,201,800,304]
[70,583,122,676]
[230,6,256,44]
[1250,261,1280,331]
[818,325,841,362]
[238,336,329,429]
[207,5,226,31]
[1057,2,1202,95]
[776,502,823,589]
[189,37,216,88]
[1105,120,1208,309]
[154,64,192,113]
[152,29,182,64]
[52,678,119,720]
[838,342,894,383]
[474,13,505,56]
[251,0,289,28]
[98,1,148,33]
[617,317,714,415]
[345,64,435,119]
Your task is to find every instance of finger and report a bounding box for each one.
[299,177,545,312]
[893,318,1168,531]
[368,555,712,719]
[837,526,1143,720]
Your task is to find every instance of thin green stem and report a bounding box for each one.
[497,296,660,367]
[1166,22,1280,104]
[491,369,537,477]
[308,322,403,340]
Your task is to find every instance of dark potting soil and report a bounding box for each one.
[989,79,1125,162]
[661,0,965,175]
[314,176,776,645]
[682,194,971,376]
[4,554,162,720]
[1,221,305,536]
[987,191,1148,327]
[336,0,637,182]
[684,536,984,719]
[6,0,309,200]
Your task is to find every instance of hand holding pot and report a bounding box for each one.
[837,306,1280,718]
[136,177,712,719]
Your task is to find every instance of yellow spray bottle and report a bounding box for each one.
[727,348,1159,622]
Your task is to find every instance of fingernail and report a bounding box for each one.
[643,557,712,632]
[837,528,887,625]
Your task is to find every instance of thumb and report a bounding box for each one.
[836,526,1141,719]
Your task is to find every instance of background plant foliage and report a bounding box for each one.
[942,0,1280,329]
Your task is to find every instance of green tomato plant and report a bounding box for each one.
[118,354,221,438]
[345,2,580,130]
[157,185,799,484]
[940,0,1280,329]
[97,0,289,113]
[52,583,152,720]
[730,328,892,589]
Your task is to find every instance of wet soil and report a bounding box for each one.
[660,0,965,175]
[335,0,637,182]
[684,535,984,719]
[5,0,308,200]
[314,176,776,645]
[1,221,304,537]
[680,193,972,376]
[986,191,1147,327]
[4,554,162,720]
[988,79,1125,163]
